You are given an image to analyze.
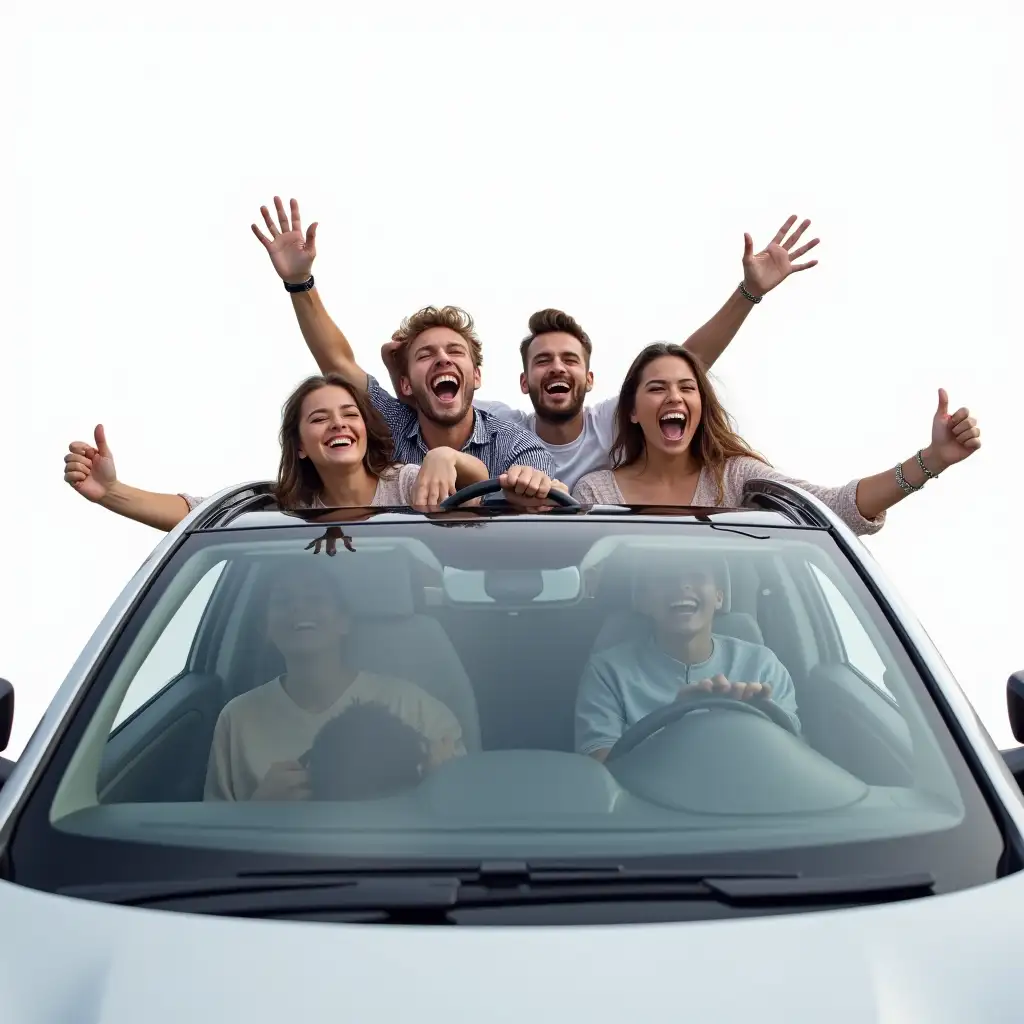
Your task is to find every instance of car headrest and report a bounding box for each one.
[333,549,416,618]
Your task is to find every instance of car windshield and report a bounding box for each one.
[9,512,1007,902]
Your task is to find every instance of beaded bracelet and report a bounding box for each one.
[916,449,939,480]
[895,449,937,495]
[895,462,920,494]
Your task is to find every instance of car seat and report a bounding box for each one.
[234,550,482,751]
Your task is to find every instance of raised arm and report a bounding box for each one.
[251,197,368,388]
[729,389,982,534]
[683,214,820,370]
[64,425,192,532]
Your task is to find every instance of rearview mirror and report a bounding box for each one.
[1006,671,1024,744]
[0,679,12,753]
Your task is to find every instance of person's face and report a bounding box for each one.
[520,333,593,423]
[639,560,723,637]
[266,568,349,657]
[399,327,481,426]
[296,385,368,473]
[630,355,703,457]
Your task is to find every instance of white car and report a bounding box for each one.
[1,478,1023,1023]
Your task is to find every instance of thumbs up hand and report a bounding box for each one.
[928,389,982,472]
[64,424,118,503]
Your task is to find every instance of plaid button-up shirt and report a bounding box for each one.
[367,376,554,477]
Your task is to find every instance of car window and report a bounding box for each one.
[26,518,1003,915]
[809,563,893,700]
[111,560,226,728]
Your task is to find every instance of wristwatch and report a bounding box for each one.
[284,275,315,293]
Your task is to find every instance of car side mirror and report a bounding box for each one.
[0,679,12,753]
[0,679,13,793]
[1007,671,1024,744]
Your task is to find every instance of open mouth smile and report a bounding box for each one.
[659,412,687,441]
[431,373,461,404]
[544,379,572,397]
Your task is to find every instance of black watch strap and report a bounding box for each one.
[284,275,315,293]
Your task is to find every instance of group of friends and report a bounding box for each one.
[62,198,984,802]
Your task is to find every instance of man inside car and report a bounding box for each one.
[574,554,800,761]
[254,198,819,491]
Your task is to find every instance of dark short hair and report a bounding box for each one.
[519,309,592,369]
[304,701,428,801]
[637,552,728,591]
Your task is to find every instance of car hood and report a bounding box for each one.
[2,872,1021,1023]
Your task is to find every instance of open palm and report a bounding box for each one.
[742,215,820,297]
[252,196,318,284]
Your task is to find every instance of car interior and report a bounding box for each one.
[96,525,918,814]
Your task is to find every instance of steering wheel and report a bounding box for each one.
[440,477,580,510]
[604,694,798,764]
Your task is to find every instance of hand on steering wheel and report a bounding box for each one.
[440,476,580,510]
[681,674,773,703]
[604,676,797,763]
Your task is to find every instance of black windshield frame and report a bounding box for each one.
[3,518,1018,910]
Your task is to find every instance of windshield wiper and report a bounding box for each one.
[58,862,935,918]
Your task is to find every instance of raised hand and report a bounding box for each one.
[742,215,820,297]
[929,389,982,471]
[382,332,416,407]
[64,425,117,503]
[251,196,318,285]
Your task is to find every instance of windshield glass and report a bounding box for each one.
[9,514,1006,899]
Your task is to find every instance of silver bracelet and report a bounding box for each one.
[895,461,922,495]
[915,448,939,480]
[738,282,762,304]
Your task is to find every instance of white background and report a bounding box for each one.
[1,0,1021,757]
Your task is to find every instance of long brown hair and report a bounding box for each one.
[275,373,398,509]
[610,343,768,502]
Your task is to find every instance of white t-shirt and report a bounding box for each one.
[475,398,618,492]
[205,671,465,801]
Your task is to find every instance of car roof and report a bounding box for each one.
[184,481,836,533]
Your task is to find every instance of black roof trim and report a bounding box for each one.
[187,482,277,532]
[185,477,839,532]
[739,478,833,528]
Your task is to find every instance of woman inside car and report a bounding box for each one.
[63,372,563,529]
[571,343,982,533]
[206,557,464,801]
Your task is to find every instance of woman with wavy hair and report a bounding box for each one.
[571,343,982,535]
[64,373,558,530]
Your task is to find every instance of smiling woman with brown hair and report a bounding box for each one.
[572,342,983,535]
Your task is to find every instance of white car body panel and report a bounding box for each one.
[2,483,1023,1024]
[1,870,1023,1023]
